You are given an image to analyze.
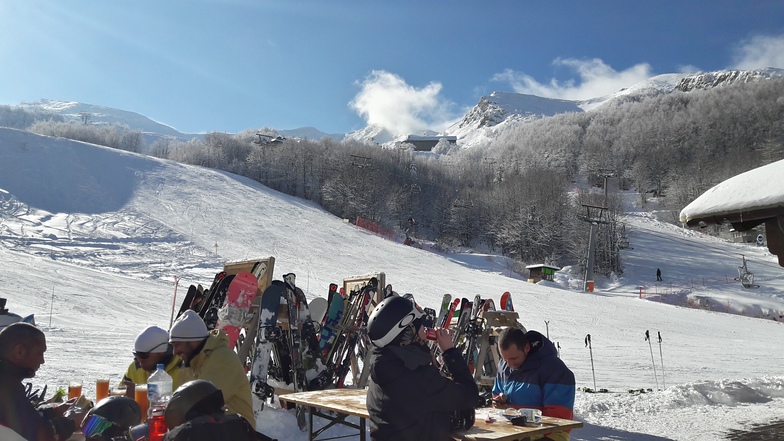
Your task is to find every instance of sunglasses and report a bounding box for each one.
[133,342,167,359]
[82,414,118,438]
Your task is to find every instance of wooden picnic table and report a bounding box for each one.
[279,388,582,441]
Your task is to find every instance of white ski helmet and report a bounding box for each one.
[367,296,422,348]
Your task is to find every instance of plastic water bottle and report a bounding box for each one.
[147,364,173,440]
[147,364,173,405]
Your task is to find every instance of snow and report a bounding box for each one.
[2,127,784,440]
[679,158,784,223]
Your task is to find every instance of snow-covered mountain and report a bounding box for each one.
[19,99,199,142]
[443,69,783,148]
[9,69,784,150]
[15,99,343,145]
[442,92,583,147]
[675,68,784,92]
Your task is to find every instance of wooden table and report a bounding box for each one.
[279,389,582,441]
[280,389,369,441]
[457,410,583,441]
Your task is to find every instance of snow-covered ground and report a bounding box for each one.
[1,127,783,441]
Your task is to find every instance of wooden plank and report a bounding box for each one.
[278,388,369,419]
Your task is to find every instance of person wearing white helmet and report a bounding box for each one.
[122,325,182,389]
[365,296,478,441]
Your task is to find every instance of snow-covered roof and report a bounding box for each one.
[679,158,784,225]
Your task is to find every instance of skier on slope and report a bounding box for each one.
[122,326,182,390]
[365,296,478,441]
[169,310,255,429]
[0,323,86,441]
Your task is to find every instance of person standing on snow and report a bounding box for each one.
[122,326,182,390]
[168,310,255,429]
[0,323,86,441]
[656,268,662,281]
[492,327,575,441]
[365,296,478,441]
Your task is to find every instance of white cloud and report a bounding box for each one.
[350,71,461,134]
[730,34,784,70]
[492,58,654,101]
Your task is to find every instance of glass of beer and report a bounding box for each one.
[68,381,82,400]
[96,378,110,402]
[134,384,149,420]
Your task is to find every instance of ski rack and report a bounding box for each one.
[472,310,520,386]
[222,257,276,366]
[341,272,385,388]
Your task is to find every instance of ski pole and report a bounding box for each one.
[645,330,659,390]
[658,331,666,389]
[585,334,596,391]
[169,276,180,329]
[544,320,550,339]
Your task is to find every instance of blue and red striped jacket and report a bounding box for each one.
[492,330,575,421]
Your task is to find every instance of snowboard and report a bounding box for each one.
[202,274,235,330]
[500,291,514,312]
[318,290,345,359]
[194,271,227,317]
[249,281,285,414]
[217,272,258,349]
[176,285,198,319]
[309,297,328,324]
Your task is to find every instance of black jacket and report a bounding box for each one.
[163,413,264,441]
[0,359,73,441]
[366,343,478,441]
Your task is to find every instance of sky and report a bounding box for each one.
[2,127,784,440]
[1,1,784,136]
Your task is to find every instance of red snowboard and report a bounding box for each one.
[217,272,258,349]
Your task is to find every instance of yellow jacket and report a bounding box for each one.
[178,330,255,429]
[123,354,183,389]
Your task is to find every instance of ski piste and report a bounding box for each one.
[217,272,258,349]
[249,281,284,415]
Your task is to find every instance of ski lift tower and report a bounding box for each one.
[579,204,609,292]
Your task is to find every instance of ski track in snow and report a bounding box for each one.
[1,129,784,440]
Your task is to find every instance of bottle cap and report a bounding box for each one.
[157,363,164,370]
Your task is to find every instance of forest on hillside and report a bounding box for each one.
[3,77,783,277]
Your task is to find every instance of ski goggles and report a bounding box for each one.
[81,414,118,438]
[133,341,167,359]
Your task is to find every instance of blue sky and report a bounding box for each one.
[1,1,783,136]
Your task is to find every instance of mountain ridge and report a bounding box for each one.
[8,68,783,149]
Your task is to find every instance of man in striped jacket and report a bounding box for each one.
[492,328,575,441]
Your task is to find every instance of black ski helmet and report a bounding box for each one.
[80,396,142,440]
[164,379,225,429]
[367,295,422,348]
